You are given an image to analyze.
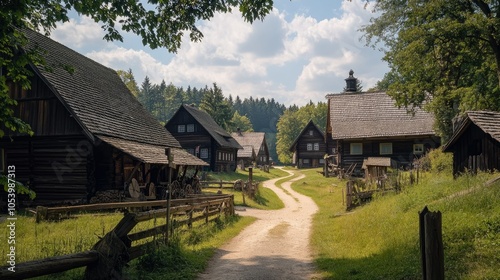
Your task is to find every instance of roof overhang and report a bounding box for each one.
[97,136,208,166]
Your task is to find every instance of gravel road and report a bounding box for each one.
[197,168,320,280]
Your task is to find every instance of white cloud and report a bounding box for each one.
[50,16,106,49]
[50,0,388,106]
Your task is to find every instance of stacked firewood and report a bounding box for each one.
[89,190,127,203]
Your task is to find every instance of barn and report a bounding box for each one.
[443,111,500,176]
[0,28,207,205]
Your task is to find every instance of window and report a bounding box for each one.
[187,148,194,155]
[350,143,363,155]
[332,147,337,154]
[200,148,208,159]
[319,158,325,164]
[186,124,195,132]
[177,125,185,133]
[313,143,319,151]
[309,130,314,136]
[413,144,424,154]
[218,152,222,160]
[307,143,313,151]
[303,159,310,164]
[380,143,393,155]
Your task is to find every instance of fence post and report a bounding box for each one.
[419,206,444,280]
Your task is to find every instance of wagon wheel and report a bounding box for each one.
[185,184,193,195]
[170,180,181,199]
[193,180,202,194]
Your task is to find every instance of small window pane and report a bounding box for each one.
[200,148,208,159]
[303,159,310,164]
[177,125,185,133]
[187,124,194,132]
[307,143,313,151]
[309,130,313,136]
[350,143,363,155]
[314,143,319,151]
[413,144,424,154]
[380,143,393,155]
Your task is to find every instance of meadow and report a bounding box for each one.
[292,167,500,279]
[0,167,285,279]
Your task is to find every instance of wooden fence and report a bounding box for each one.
[0,194,234,280]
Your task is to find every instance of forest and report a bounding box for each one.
[117,69,327,164]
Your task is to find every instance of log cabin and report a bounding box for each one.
[443,111,500,176]
[325,71,440,175]
[0,28,207,205]
[231,130,270,168]
[290,120,327,168]
[165,104,242,172]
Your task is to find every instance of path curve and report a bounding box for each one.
[198,168,319,280]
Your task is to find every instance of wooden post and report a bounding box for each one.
[419,206,444,280]
[165,181,171,244]
[36,206,48,223]
[205,206,209,224]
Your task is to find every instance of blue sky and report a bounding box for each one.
[49,0,388,106]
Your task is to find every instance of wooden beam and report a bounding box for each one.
[0,251,98,280]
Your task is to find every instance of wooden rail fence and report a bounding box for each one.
[0,194,234,280]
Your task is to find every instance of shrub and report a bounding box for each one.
[427,149,453,173]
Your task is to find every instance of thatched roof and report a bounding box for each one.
[326,92,435,140]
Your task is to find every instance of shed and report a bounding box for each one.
[443,111,500,175]
[362,157,393,183]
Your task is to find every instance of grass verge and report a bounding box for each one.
[292,168,500,279]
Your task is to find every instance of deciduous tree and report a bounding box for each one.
[362,0,500,141]
[1,0,273,136]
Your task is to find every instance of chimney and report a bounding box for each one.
[344,69,357,92]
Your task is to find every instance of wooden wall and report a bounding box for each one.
[339,137,439,174]
[1,136,90,204]
[450,124,500,175]
[294,124,326,168]
[4,76,82,136]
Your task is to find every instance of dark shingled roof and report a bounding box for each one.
[23,28,180,148]
[443,111,500,151]
[362,157,392,169]
[231,132,266,158]
[179,104,242,149]
[98,136,208,166]
[327,91,435,140]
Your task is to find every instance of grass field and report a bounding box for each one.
[291,168,500,279]
[0,167,285,279]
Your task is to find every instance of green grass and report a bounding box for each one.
[291,168,500,279]
[204,167,288,209]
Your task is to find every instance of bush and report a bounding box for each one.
[427,149,453,173]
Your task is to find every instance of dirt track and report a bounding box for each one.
[197,168,320,280]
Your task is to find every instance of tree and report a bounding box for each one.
[139,76,154,112]
[199,83,232,130]
[117,69,140,97]
[1,0,273,136]
[362,0,500,141]
[227,111,254,133]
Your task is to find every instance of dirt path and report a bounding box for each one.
[197,168,319,280]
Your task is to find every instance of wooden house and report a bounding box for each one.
[443,111,500,176]
[326,75,439,175]
[289,120,327,168]
[165,104,242,172]
[231,131,270,167]
[0,28,207,205]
